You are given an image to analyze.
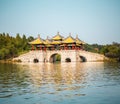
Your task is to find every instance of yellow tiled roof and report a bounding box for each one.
[46,44,53,47]
[53,35,61,40]
[52,32,63,40]
[44,39,51,45]
[76,38,86,44]
[29,38,44,45]
[76,35,86,44]
[29,33,86,45]
[63,36,75,43]
[76,44,81,46]
[76,38,83,44]
[51,41,61,44]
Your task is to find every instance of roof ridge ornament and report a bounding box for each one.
[38,34,40,39]
[47,36,49,39]
[57,31,59,35]
[76,34,78,39]
[69,33,71,37]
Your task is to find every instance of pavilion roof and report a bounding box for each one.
[63,35,76,44]
[51,41,61,44]
[29,37,44,45]
[46,44,53,47]
[29,33,86,45]
[44,38,51,45]
[76,38,85,44]
[52,32,64,40]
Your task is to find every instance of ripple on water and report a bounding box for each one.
[0,93,13,98]
[0,62,120,104]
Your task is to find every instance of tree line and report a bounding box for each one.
[0,33,34,60]
[0,33,120,61]
[84,42,120,61]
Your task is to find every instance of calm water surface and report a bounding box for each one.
[0,62,120,104]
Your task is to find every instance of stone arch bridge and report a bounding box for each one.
[13,50,106,63]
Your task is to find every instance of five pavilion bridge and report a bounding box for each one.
[13,32,106,63]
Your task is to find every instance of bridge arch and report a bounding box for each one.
[49,53,61,63]
[33,58,39,63]
[65,58,71,62]
[79,55,87,62]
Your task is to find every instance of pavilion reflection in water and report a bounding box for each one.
[23,62,104,87]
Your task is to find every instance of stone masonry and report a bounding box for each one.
[13,50,106,63]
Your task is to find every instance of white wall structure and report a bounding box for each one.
[13,50,106,63]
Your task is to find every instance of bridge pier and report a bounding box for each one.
[61,50,77,62]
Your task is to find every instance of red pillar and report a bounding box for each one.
[65,44,68,50]
[40,45,42,50]
[72,44,74,50]
[32,45,34,50]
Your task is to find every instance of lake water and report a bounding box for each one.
[0,62,120,104]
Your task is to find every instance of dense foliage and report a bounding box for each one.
[84,42,120,61]
[0,33,34,60]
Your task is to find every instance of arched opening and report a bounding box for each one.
[79,56,87,62]
[65,58,71,62]
[49,53,61,63]
[33,58,39,63]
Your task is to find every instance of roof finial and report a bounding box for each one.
[69,33,71,36]
[76,34,78,39]
[57,31,59,35]
[38,34,40,38]
[47,36,49,39]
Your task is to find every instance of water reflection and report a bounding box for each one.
[0,62,120,104]
[27,62,105,84]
